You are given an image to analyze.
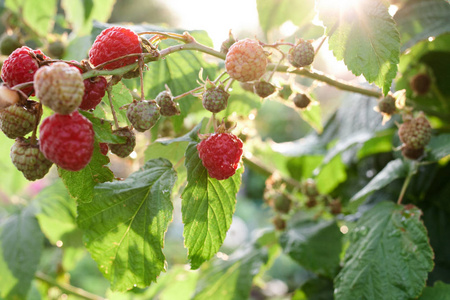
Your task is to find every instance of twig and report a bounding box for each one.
[107,87,120,129]
[35,271,106,300]
[397,162,417,205]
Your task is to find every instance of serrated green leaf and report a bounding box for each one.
[418,281,450,300]
[350,159,410,207]
[193,246,267,300]
[256,0,316,34]
[0,134,29,196]
[217,81,261,119]
[58,143,114,203]
[0,206,44,299]
[280,219,342,278]
[334,201,434,300]
[395,0,450,52]
[77,158,177,291]
[34,180,82,247]
[21,0,57,37]
[182,143,243,269]
[317,0,400,94]
[293,277,334,300]
[79,110,126,144]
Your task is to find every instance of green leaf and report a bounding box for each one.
[395,0,450,52]
[349,159,410,207]
[182,143,243,269]
[428,134,450,161]
[0,206,44,299]
[79,110,126,144]
[256,0,316,34]
[292,277,334,300]
[98,82,133,126]
[193,246,267,300]
[280,218,342,278]
[62,0,116,36]
[418,281,450,300]
[334,201,434,300]
[58,143,114,203]
[34,180,81,246]
[217,81,261,119]
[0,134,29,196]
[317,0,400,94]
[299,103,323,133]
[77,158,177,291]
[22,0,57,37]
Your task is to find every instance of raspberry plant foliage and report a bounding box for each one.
[0,1,450,300]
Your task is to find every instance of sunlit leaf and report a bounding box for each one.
[78,158,177,291]
[182,143,243,269]
[418,281,450,300]
[335,202,434,300]
[317,0,400,94]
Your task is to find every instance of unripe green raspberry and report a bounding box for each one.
[108,127,136,158]
[253,80,276,98]
[288,39,315,68]
[34,62,84,114]
[273,192,292,214]
[273,215,286,231]
[377,95,397,115]
[10,137,53,181]
[155,90,180,117]
[0,33,22,56]
[398,112,432,150]
[0,100,40,139]
[293,93,312,109]
[126,100,161,132]
[202,81,230,113]
[410,73,431,95]
[303,178,319,197]
[401,145,424,160]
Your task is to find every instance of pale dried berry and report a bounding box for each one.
[377,95,396,115]
[156,90,180,117]
[39,111,94,171]
[197,132,243,180]
[293,93,311,109]
[401,145,424,160]
[410,73,431,95]
[108,127,136,158]
[288,39,315,68]
[34,62,84,114]
[225,38,268,82]
[202,86,230,113]
[126,100,160,132]
[10,137,53,181]
[254,80,276,98]
[398,113,432,150]
[0,100,40,139]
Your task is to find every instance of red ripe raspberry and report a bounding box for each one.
[398,112,432,150]
[89,26,142,70]
[225,39,268,82]
[253,80,276,98]
[197,133,243,180]
[79,76,107,110]
[39,111,94,171]
[0,100,40,139]
[1,46,48,95]
[10,137,53,181]
[108,127,136,158]
[288,39,315,68]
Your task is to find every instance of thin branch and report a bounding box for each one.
[35,271,106,300]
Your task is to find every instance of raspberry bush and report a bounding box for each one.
[0,1,450,300]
